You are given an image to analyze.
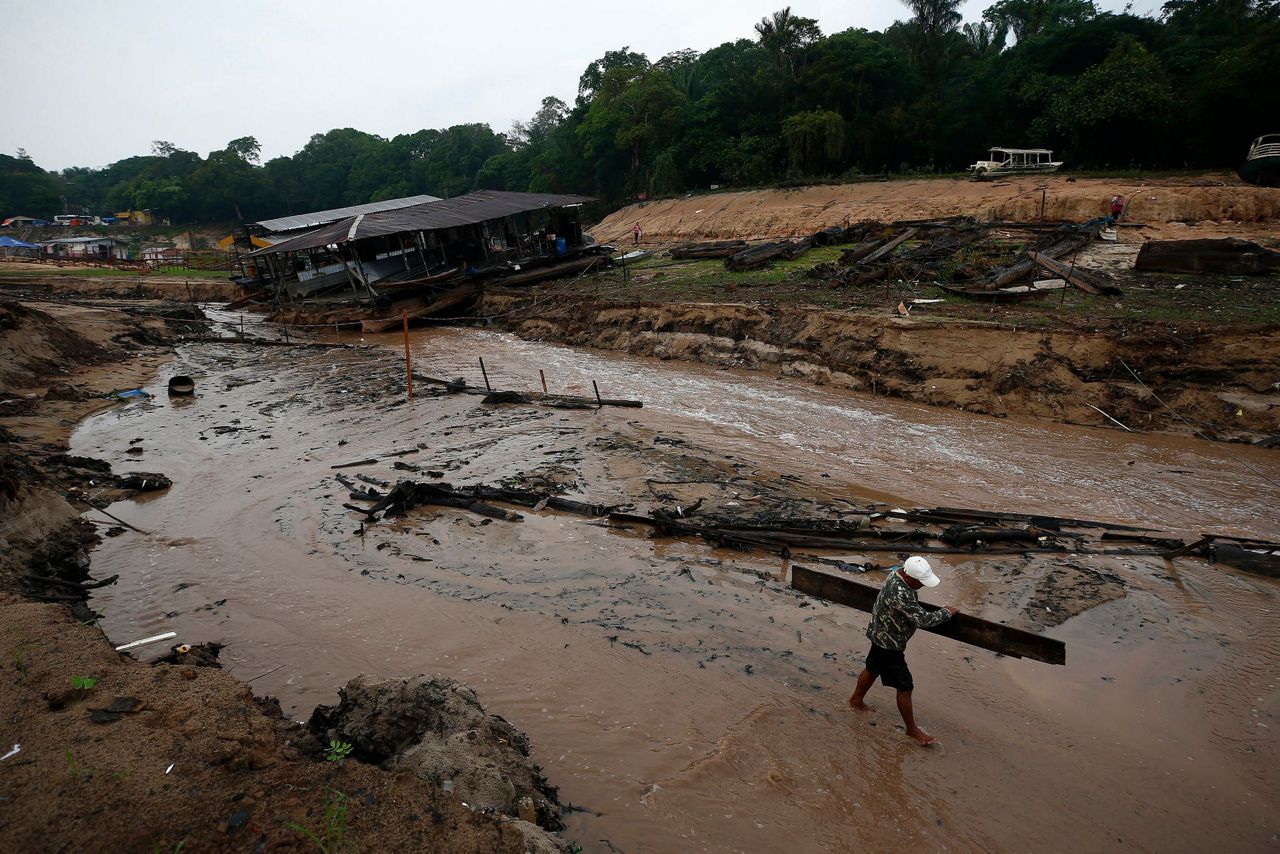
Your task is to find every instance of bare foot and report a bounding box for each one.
[906,728,937,746]
[849,695,873,711]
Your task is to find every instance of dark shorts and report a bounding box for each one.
[865,644,914,692]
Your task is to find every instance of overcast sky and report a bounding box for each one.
[1,0,1160,172]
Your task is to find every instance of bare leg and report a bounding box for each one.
[849,669,877,710]
[896,690,936,746]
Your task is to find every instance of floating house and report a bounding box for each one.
[251,194,441,237]
[244,190,596,305]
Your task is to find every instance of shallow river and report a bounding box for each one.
[74,326,1279,852]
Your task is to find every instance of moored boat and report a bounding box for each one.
[969,147,1063,180]
[1238,134,1280,187]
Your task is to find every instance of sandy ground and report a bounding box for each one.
[69,325,1279,853]
[593,174,1280,243]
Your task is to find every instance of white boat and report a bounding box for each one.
[969,147,1063,179]
[1239,134,1280,187]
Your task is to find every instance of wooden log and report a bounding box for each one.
[1029,251,1120,295]
[725,242,792,271]
[986,239,1079,289]
[810,226,847,247]
[860,228,918,264]
[781,238,814,261]
[790,565,1065,665]
[330,458,378,470]
[181,336,352,349]
[410,374,642,407]
[840,239,883,265]
[671,240,747,260]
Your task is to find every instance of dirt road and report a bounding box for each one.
[76,327,1279,852]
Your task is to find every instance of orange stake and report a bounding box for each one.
[402,313,413,399]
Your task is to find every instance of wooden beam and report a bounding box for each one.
[860,227,918,264]
[790,565,1065,665]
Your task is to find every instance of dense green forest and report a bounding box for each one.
[2,0,1277,225]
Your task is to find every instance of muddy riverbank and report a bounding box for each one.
[475,291,1280,445]
[0,299,568,851]
[74,324,1279,852]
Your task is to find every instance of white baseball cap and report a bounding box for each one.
[903,556,941,587]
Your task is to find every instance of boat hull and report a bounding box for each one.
[1238,155,1280,187]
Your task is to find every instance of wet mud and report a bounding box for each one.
[75,326,1279,851]
[476,293,1280,446]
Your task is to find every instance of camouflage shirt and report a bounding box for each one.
[866,571,952,651]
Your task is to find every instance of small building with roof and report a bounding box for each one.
[245,190,594,303]
[38,236,130,260]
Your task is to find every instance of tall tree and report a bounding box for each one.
[754,7,823,78]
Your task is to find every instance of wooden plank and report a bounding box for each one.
[790,565,1065,665]
[1028,251,1121,295]
[860,227,918,264]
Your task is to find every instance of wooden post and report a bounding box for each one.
[592,380,603,408]
[403,313,413,399]
[479,357,491,391]
[1040,189,1046,220]
[239,314,244,339]
[539,370,548,393]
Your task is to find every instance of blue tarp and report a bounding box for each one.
[0,236,38,249]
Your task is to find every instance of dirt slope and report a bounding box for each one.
[592,174,1280,243]
[478,294,1280,442]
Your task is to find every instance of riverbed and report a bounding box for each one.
[74,326,1279,852]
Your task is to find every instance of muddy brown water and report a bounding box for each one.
[74,327,1278,852]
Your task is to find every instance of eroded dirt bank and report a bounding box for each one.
[76,327,1279,852]
[0,298,568,851]
[594,174,1280,243]
[477,292,1280,443]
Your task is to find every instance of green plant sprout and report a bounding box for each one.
[324,739,353,765]
[289,787,348,853]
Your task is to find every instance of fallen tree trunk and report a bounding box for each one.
[725,241,796,271]
[670,240,748,259]
[839,239,884,265]
[791,565,1066,665]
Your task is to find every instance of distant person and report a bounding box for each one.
[1109,194,1126,223]
[632,222,642,246]
[849,556,958,746]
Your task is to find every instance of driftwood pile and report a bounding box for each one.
[800,216,1122,298]
[333,472,1279,579]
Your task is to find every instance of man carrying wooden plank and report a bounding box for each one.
[848,556,959,746]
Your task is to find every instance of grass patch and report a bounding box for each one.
[571,244,1280,327]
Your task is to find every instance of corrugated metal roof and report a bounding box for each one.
[254,194,441,233]
[247,191,593,257]
[37,236,129,245]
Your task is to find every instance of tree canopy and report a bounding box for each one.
[3,1,1276,224]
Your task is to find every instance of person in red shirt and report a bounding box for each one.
[1109,195,1125,222]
